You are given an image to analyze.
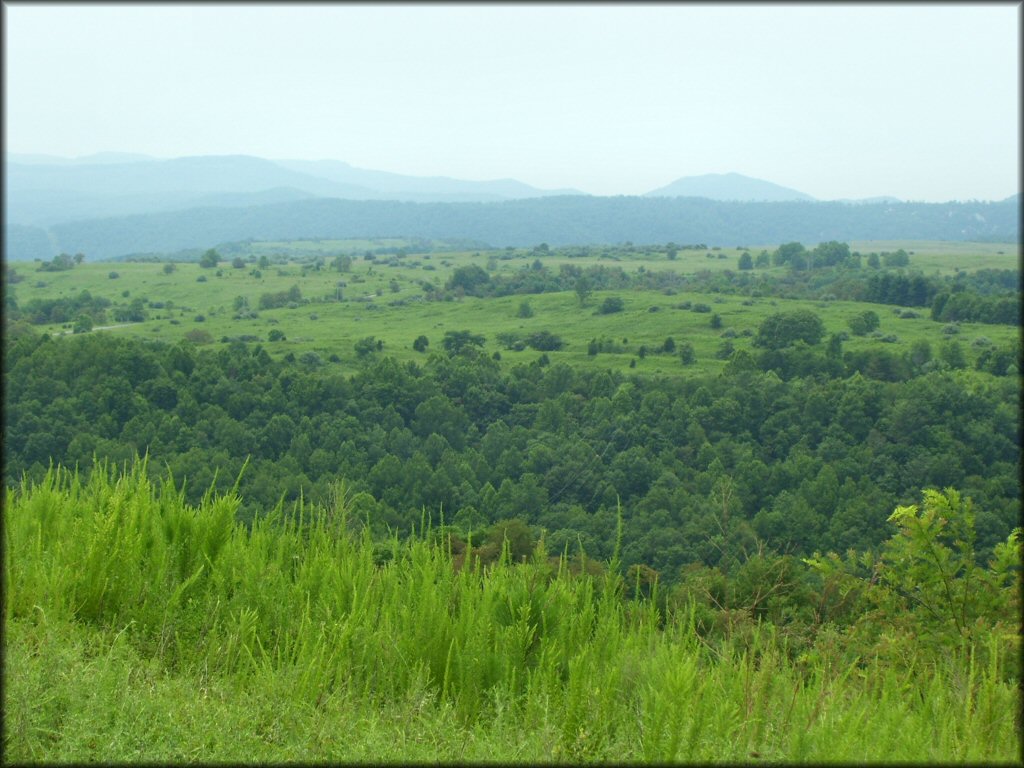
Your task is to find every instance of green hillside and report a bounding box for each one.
[4,237,1021,761]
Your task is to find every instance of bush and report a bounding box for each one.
[354,336,378,357]
[184,329,213,345]
[525,330,565,351]
[679,342,696,365]
[755,310,825,349]
[596,297,624,315]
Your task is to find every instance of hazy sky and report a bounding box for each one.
[3,3,1019,201]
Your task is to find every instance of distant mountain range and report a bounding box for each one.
[3,153,1019,260]
[5,196,1017,262]
[4,153,584,228]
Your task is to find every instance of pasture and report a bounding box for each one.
[9,239,1019,376]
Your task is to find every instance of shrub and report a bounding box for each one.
[184,329,213,344]
[679,342,696,365]
[525,330,564,351]
[755,310,825,349]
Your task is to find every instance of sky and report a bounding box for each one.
[3,3,1019,201]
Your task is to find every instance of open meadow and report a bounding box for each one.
[10,239,1020,376]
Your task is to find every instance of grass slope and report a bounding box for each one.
[4,463,1021,763]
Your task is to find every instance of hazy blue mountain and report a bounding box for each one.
[3,223,55,261]
[6,155,371,197]
[4,155,379,226]
[5,186,320,228]
[4,153,584,227]
[19,195,1016,262]
[276,158,585,202]
[834,196,903,205]
[646,172,816,202]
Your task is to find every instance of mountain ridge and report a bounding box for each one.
[645,172,816,202]
[6,194,1016,262]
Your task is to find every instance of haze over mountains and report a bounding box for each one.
[645,172,815,202]
[5,153,584,227]
[3,153,1019,261]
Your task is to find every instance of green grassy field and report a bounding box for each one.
[10,240,1019,376]
[4,464,1019,763]
[847,240,1021,274]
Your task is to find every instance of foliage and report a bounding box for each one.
[754,310,825,349]
[596,296,624,315]
[37,252,77,272]
[442,330,486,355]
[258,284,302,310]
[3,465,1020,763]
[804,488,1021,670]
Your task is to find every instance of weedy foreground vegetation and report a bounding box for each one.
[4,463,1021,763]
[3,238,1021,762]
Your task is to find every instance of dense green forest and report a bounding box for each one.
[4,307,1019,580]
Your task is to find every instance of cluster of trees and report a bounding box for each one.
[258,284,303,310]
[861,272,936,307]
[931,290,1020,325]
[36,252,84,272]
[8,290,112,326]
[772,241,857,270]
[440,263,636,300]
[4,326,1018,584]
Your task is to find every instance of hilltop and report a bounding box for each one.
[644,172,816,202]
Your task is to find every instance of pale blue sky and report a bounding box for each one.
[3,3,1019,201]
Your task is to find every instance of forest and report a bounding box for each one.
[3,237,1021,761]
[5,194,1019,261]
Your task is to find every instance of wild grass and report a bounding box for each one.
[5,461,1020,763]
